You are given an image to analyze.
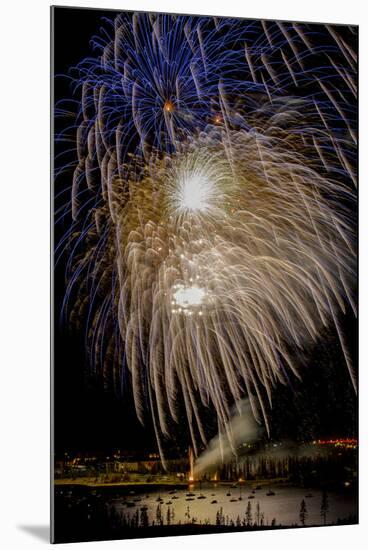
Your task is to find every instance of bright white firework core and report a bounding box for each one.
[173,285,206,309]
[178,173,213,212]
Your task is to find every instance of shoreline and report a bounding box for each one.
[54,478,282,489]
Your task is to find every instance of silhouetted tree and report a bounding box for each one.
[156,504,163,525]
[140,508,149,527]
[246,501,253,526]
[299,499,308,526]
[256,501,261,525]
[185,506,191,524]
[320,491,329,525]
[216,507,224,526]
[166,506,171,525]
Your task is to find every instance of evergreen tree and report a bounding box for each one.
[133,509,139,528]
[246,501,253,526]
[156,503,163,525]
[140,508,149,528]
[299,499,308,526]
[185,506,191,524]
[256,501,261,525]
[320,491,329,525]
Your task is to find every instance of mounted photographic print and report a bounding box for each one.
[51,6,358,544]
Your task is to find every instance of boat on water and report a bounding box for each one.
[140,506,148,512]
[248,495,255,499]
[172,495,179,499]
[156,496,163,502]
[186,497,195,501]
[197,494,206,499]
[186,492,195,497]
[226,491,231,496]
[230,498,238,502]
[211,500,218,504]
[166,501,172,505]
[266,490,275,496]
[169,490,177,495]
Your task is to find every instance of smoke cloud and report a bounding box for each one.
[194,399,263,476]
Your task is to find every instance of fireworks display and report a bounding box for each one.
[55,12,357,463]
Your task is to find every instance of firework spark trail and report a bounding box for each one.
[109,123,355,456]
[64,13,265,207]
[55,15,357,220]
[54,14,357,461]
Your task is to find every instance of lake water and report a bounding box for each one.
[110,483,357,527]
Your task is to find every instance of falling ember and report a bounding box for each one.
[188,446,195,482]
[164,100,175,113]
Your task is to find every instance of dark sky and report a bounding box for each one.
[52,7,357,458]
[52,7,156,456]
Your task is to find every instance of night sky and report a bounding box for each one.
[52,7,357,457]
